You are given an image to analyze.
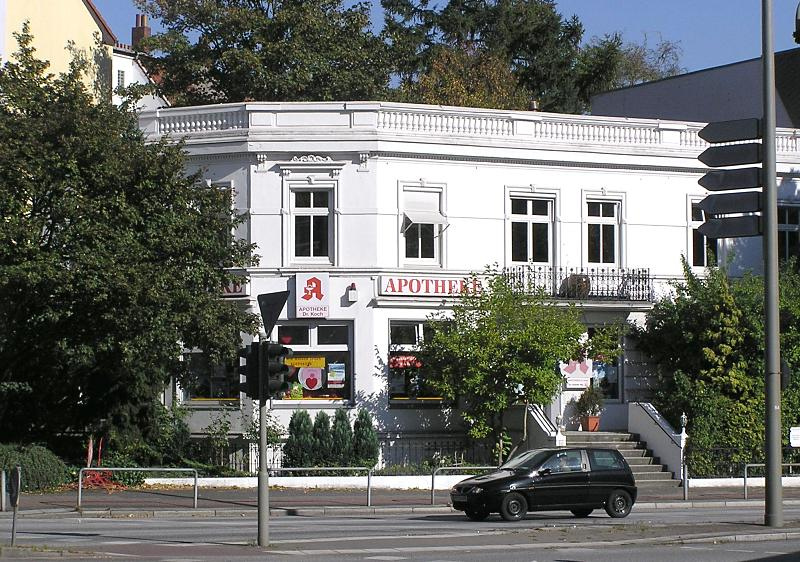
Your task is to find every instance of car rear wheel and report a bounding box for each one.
[570,508,593,518]
[499,492,527,522]
[465,508,490,521]
[604,489,632,518]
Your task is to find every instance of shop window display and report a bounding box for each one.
[388,321,443,405]
[273,323,351,401]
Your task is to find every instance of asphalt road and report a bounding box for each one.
[5,503,800,560]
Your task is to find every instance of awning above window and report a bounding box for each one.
[403,209,448,226]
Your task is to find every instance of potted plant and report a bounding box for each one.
[574,385,604,431]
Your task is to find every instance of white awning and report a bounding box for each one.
[403,209,448,226]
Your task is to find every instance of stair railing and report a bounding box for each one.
[627,402,686,487]
[526,404,566,447]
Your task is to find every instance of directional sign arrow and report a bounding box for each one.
[698,143,761,168]
[698,215,761,238]
[698,118,761,143]
[698,167,762,191]
[697,191,762,216]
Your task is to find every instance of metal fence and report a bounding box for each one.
[685,446,800,478]
[504,265,653,302]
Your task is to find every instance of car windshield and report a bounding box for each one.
[499,449,553,471]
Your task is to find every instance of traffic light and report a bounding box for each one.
[261,343,292,399]
[238,342,261,399]
[697,118,763,239]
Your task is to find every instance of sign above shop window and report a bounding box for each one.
[296,273,330,318]
[221,279,249,298]
[379,276,481,297]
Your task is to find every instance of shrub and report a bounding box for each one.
[0,443,69,491]
[330,409,352,466]
[283,410,314,468]
[312,411,333,466]
[101,450,145,486]
[352,409,379,468]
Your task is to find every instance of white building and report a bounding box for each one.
[139,102,800,462]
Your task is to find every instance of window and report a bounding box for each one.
[510,197,552,263]
[691,203,718,267]
[293,190,331,260]
[117,70,125,89]
[587,328,620,401]
[388,321,443,406]
[586,201,619,265]
[778,205,800,262]
[181,352,238,402]
[271,322,351,401]
[588,449,625,470]
[403,188,446,264]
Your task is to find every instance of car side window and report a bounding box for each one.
[542,451,583,473]
[588,449,625,470]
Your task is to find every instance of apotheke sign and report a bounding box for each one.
[296,273,329,318]
[379,275,481,297]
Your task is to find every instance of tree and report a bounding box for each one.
[135,0,391,106]
[417,268,621,448]
[397,44,531,110]
[0,27,260,449]
[330,408,353,466]
[632,258,800,476]
[282,410,314,468]
[606,35,684,89]
[383,0,626,113]
[311,411,333,466]
[351,408,379,468]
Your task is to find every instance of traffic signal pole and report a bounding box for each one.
[258,369,270,546]
[762,0,783,528]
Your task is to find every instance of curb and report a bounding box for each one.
[4,498,800,519]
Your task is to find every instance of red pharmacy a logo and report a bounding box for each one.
[302,277,324,301]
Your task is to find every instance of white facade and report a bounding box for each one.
[139,102,800,448]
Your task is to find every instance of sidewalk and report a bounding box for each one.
[6,483,800,517]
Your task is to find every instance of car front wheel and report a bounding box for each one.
[604,489,632,518]
[499,492,527,522]
[465,508,490,521]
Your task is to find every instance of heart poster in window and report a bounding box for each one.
[328,363,345,388]
[298,368,323,391]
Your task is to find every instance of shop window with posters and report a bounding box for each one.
[180,352,239,403]
[271,323,352,401]
[388,321,444,407]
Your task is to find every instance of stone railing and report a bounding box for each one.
[139,102,800,156]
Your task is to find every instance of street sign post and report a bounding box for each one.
[696,117,763,239]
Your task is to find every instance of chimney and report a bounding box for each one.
[132,14,151,51]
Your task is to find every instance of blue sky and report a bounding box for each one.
[95,0,800,73]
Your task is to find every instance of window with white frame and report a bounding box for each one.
[388,321,444,405]
[586,201,619,265]
[270,322,351,401]
[292,189,331,261]
[117,69,125,89]
[778,205,800,262]
[402,188,446,264]
[691,203,718,267]
[510,197,553,263]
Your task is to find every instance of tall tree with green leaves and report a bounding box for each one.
[383,0,626,113]
[135,0,391,106]
[632,258,800,475]
[417,268,621,449]
[0,27,260,449]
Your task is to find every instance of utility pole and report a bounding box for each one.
[762,0,782,528]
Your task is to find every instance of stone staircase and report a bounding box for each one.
[565,430,682,488]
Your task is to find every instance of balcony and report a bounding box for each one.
[504,265,654,302]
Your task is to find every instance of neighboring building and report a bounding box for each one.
[139,102,800,464]
[591,48,800,128]
[0,0,164,110]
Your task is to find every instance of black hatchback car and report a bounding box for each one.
[450,447,637,521]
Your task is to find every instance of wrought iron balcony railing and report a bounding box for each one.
[504,265,654,302]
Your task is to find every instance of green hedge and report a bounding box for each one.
[0,443,70,491]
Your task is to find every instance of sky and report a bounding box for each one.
[94,0,800,73]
